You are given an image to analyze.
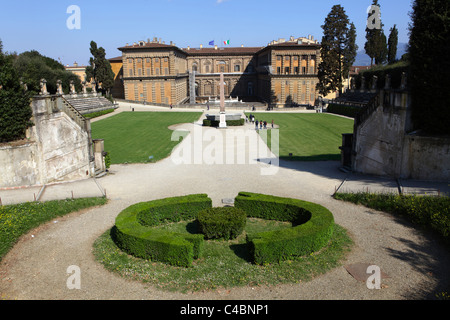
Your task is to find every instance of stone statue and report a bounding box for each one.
[56,80,63,95]
[39,79,49,95]
[371,75,378,91]
[70,80,76,94]
[384,74,391,90]
[400,72,407,90]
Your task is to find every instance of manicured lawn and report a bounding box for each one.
[91,111,202,164]
[94,220,352,292]
[0,197,108,261]
[248,113,354,161]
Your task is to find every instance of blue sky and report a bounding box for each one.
[0,0,414,66]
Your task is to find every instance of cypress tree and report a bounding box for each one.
[409,0,450,134]
[365,0,388,65]
[387,25,399,64]
[317,5,358,96]
[85,41,115,96]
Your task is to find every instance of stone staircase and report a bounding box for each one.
[64,96,115,115]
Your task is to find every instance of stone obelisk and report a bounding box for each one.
[219,72,227,128]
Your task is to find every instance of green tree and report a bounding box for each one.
[0,40,33,142]
[85,41,115,95]
[409,0,450,134]
[365,0,388,65]
[13,50,81,94]
[317,5,358,96]
[387,25,399,64]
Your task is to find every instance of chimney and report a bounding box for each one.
[159,38,162,44]
[200,44,203,49]
[215,45,218,50]
[187,46,190,50]
[170,41,173,45]
[241,44,244,47]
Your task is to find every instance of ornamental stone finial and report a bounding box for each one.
[39,79,49,95]
[56,80,63,94]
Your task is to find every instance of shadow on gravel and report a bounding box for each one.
[385,230,450,299]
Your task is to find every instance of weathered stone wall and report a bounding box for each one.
[0,142,41,187]
[401,135,450,181]
[0,95,94,188]
[353,87,450,182]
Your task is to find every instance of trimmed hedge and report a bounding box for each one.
[113,194,212,267]
[327,103,362,119]
[197,207,246,240]
[234,192,335,264]
[203,118,245,127]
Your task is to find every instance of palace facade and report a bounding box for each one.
[111,36,322,108]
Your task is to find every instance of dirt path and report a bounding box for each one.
[1,120,449,301]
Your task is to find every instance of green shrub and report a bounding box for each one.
[334,192,450,241]
[83,108,115,119]
[202,118,245,127]
[113,194,212,267]
[234,192,335,264]
[327,103,362,118]
[197,207,246,240]
[0,52,33,142]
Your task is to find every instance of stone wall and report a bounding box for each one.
[0,94,96,188]
[352,84,450,182]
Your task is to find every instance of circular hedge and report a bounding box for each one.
[234,192,335,265]
[113,194,212,267]
[197,207,246,240]
[112,192,335,267]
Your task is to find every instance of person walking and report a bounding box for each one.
[255,120,259,130]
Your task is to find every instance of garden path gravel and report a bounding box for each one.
[1,116,449,301]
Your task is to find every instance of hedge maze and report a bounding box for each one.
[113,192,335,267]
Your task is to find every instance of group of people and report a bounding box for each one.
[246,114,274,130]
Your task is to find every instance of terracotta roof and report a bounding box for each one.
[118,42,178,50]
[269,41,320,47]
[183,46,263,55]
[108,56,123,62]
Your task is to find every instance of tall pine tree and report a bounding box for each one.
[387,25,398,64]
[409,0,450,134]
[365,0,388,65]
[317,5,358,96]
[85,41,115,95]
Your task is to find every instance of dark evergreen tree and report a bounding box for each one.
[365,0,388,65]
[409,0,450,134]
[13,50,81,94]
[0,40,33,142]
[387,25,399,64]
[317,5,358,96]
[85,41,115,95]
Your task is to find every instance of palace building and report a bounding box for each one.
[110,36,322,108]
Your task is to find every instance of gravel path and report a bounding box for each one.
[1,113,449,301]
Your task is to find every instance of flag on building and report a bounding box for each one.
[224,40,230,45]
[209,40,214,46]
